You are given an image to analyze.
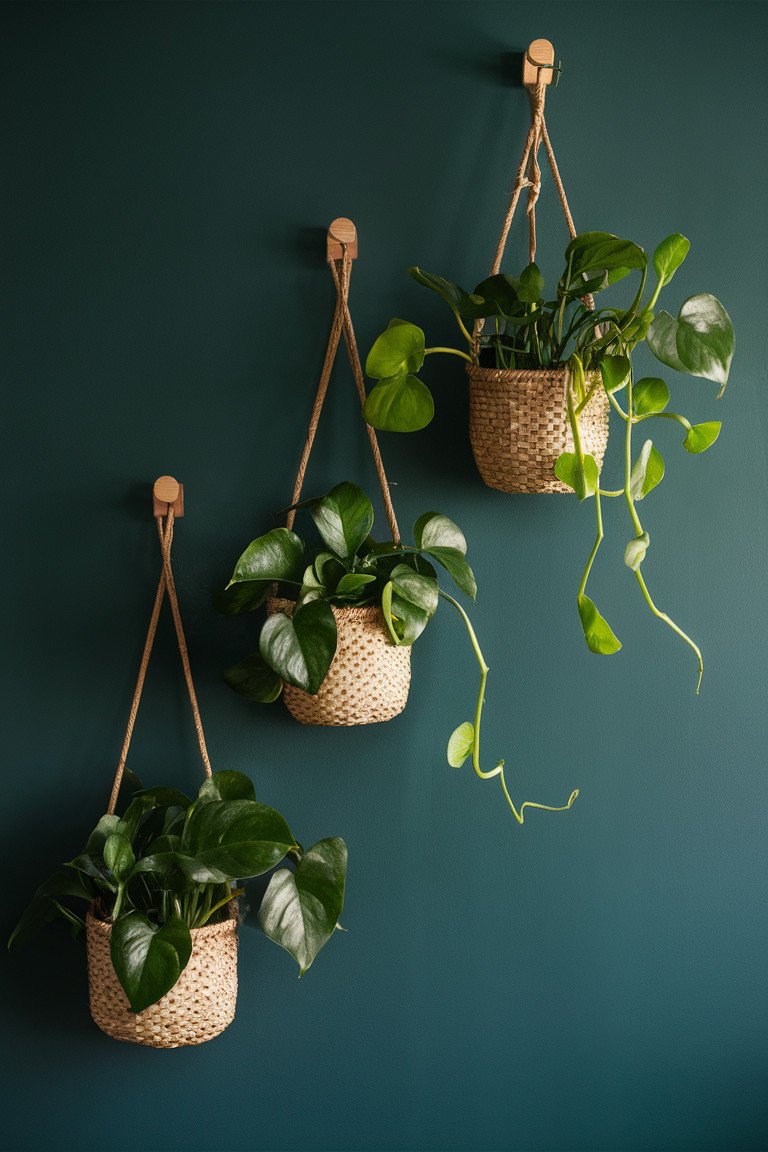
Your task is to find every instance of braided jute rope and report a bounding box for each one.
[469,69,607,494]
[274,235,411,726]
[95,497,237,1048]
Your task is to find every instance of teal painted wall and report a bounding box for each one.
[2,3,767,1150]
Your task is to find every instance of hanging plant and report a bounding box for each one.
[219,480,578,824]
[362,232,734,689]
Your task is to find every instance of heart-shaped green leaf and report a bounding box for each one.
[554,452,599,500]
[683,421,721,454]
[624,532,650,572]
[630,441,665,500]
[310,482,374,560]
[599,355,630,394]
[577,594,622,654]
[390,564,439,617]
[471,274,521,317]
[365,318,425,379]
[224,651,283,703]
[110,913,192,1014]
[183,800,296,879]
[648,294,734,395]
[447,722,475,768]
[198,771,256,805]
[362,373,434,432]
[653,234,690,286]
[260,600,337,694]
[381,570,434,646]
[565,232,647,278]
[518,262,544,303]
[633,377,670,416]
[333,573,376,600]
[413,512,467,554]
[103,834,135,883]
[228,528,304,589]
[422,547,476,600]
[259,837,348,976]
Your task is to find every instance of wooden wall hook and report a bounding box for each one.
[522,38,556,87]
[327,217,358,261]
[153,475,184,517]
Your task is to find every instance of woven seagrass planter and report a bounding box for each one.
[467,364,609,494]
[267,598,411,726]
[86,905,238,1048]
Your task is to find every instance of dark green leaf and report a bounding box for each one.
[630,440,665,500]
[553,452,598,500]
[198,771,256,804]
[110,912,192,1013]
[8,866,94,950]
[215,581,271,615]
[260,600,337,694]
[184,800,296,879]
[310,483,374,560]
[413,512,467,554]
[381,579,429,646]
[518,263,544,303]
[423,547,477,599]
[135,787,192,809]
[390,565,438,617]
[408,268,482,319]
[565,232,647,278]
[365,318,425,379]
[228,528,304,588]
[334,573,377,599]
[599,355,630,394]
[577,594,622,655]
[362,373,434,433]
[103,834,135,882]
[471,274,521,317]
[653,234,690,286]
[224,651,283,703]
[675,294,735,395]
[633,377,670,416]
[447,722,475,768]
[85,814,122,856]
[683,421,721,454]
[259,837,347,975]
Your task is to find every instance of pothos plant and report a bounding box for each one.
[218,480,578,823]
[8,770,348,1010]
[362,232,735,689]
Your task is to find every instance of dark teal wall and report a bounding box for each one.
[3,3,767,1150]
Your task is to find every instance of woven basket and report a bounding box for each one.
[467,365,609,494]
[86,905,238,1048]
[267,598,411,726]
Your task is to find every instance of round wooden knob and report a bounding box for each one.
[153,476,180,505]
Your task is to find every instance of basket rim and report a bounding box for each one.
[86,903,238,938]
[267,596,385,621]
[466,363,601,381]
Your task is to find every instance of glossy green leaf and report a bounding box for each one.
[518,262,544,303]
[228,528,304,588]
[653,233,690,286]
[630,440,665,500]
[565,232,647,278]
[260,600,337,694]
[646,310,685,372]
[390,565,438,618]
[447,722,475,768]
[408,268,482,320]
[103,834,135,882]
[633,377,670,416]
[684,421,721,454]
[311,482,374,560]
[381,575,431,647]
[624,532,650,572]
[334,573,376,599]
[365,318,425,379]
[183,799,296,879]
[599,355,630,394]
[135,787,192,809]
[198,771,256,804]
[110,913,192,1013]
[259,837,348,975]
[214,581,271,615]
[362,372,434,433]
[224,651,283,703]
[577,594,622,655]
[471,274,521,317]
[553,452,599,500]
[413,512,467,554]
[422,547,477,600]
[648,294,734,395]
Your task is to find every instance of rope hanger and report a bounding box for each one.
[286,218,401,546]
[107,477,212,815]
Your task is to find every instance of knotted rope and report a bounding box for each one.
[286,240,401,545]
[107,505,212,815]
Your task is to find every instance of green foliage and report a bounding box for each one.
[361,231,733,689]
[9,771,348,1010]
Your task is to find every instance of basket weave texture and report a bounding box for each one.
[86,906,238,1048]
[267,598,411,726]
[468,365,609,494]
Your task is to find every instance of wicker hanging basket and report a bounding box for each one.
[468,365,609,494]
[86,905,238,1049]
[92,477,239,1048]
[268,598,411,726]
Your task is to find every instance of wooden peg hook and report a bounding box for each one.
[153,475,184,517]
[522,38,556,87]
[327,217,358,261]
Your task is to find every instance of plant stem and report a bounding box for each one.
[425,346,474,364]
[438,589,579,824]
[450,306,474,347]
[197,887,245,928]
